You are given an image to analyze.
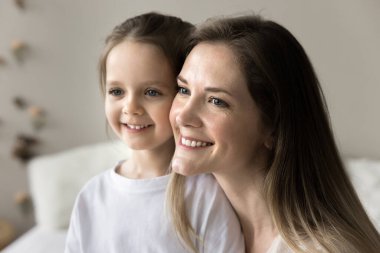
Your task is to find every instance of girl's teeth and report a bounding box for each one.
[128,124,148,130]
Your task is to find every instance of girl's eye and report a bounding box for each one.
[145,89,161,97]
[208,97,229,108]
[108,88,124,96]
[177,86,190,95]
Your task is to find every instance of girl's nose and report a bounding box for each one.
[122,97,144,115]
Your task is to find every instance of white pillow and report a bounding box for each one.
[28,141,129,229]
[345,158,380,230]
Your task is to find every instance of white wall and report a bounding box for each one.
[0,0,379,234]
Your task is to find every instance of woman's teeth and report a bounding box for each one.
[181,137,211,147]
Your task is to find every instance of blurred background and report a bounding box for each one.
[0,0,379,245]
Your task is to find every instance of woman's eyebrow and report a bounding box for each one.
[177,75,233,96]
[204,87,233,97]
[177,75,187,84]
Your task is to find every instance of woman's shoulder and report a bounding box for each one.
[266,236,293,253]
[267,235,325,253]
[184,173,233,215]
[185,173,218,188]
[184,173,224,197]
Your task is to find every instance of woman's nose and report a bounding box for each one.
[175,99,202,128]
[122,97,144,115]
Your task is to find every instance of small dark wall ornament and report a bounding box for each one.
[12,134,40,163]
[0,55,6,66]
[14,0,26,10]
[13,97,28,109]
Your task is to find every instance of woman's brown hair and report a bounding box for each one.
[168,14,380,252]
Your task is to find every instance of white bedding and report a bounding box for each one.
[1,226,66,253]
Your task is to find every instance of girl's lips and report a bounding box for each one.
[179,135,213,148]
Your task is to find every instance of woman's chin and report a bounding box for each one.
[171,156,199,176]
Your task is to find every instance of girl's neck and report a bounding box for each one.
[214,168,278,253]
[119,139,174,179]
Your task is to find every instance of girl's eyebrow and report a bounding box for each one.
[106,80,121,87]
[106,80,169,87]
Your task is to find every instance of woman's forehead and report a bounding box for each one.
[182,43,245,87]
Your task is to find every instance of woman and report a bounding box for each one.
[167,14,380,252]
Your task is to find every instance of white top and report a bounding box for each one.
[266,236,292,253]
[266,235,324,253]
[65,165,244,253]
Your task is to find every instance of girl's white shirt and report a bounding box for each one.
[64,163,245,253]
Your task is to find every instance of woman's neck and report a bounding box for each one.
[214,169,278,253]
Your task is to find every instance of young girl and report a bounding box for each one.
[64,12,244,253]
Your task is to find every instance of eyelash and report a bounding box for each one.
[177,86,190,95]
[208,97,229,108]
[108,88,124,96]
[107,88,162,97]
[177,86,229,108]
[145,89,161,97]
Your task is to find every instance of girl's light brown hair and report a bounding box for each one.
[98,12,197,252]
[168,14,380,252]
[99,12,193,96]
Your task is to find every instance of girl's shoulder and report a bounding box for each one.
[75,166,115,201]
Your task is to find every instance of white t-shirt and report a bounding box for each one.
[65,165,245,253]
[266,236,323,253]
[266,236,292,253]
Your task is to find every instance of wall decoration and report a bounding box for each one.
[28,106,46,130]
[0,55,6,65]
[11,134,40,163]
[11,39,28,63]
[11,96,46,163]
[14,191,32,216]
[14,0,25,10]
[13,96,47,131]
[13,97,27,109]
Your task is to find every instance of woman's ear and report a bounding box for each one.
[264,134,274,150]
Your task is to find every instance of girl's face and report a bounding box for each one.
[170,43,272,176]
[105,40,176,152]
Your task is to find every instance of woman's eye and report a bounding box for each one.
[145,89,161,97]
[108,88,124,96]
[209,97,229,108]
[177,86,190,95]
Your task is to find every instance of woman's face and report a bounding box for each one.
[170,42,272,177]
